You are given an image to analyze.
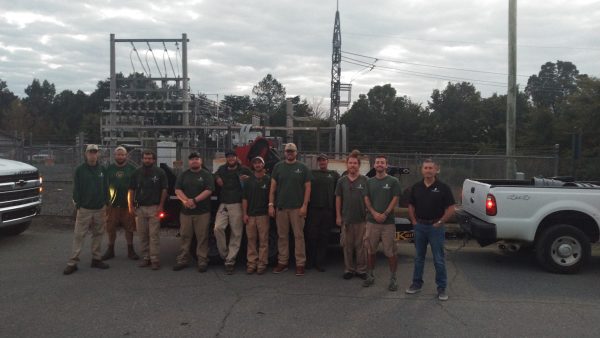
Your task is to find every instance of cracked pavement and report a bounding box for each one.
[2,218,600,337]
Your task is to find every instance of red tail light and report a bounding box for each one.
[486,194,497,216]
[159,212,166,219]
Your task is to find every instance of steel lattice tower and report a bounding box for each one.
[329,5,342,125]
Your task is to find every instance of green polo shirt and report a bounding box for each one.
[366,175,401,224]
[215,164,253,204]
[106,163,137,208]
[175,169,214,215]
[335,174,368,224]
[271,161,312,209]
[129,166,168,206]
[243,173,271,216]
[310,169,340,209]
[73,162,108,210]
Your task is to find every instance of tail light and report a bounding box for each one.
[486,194,497,216]
[159,212,166,219]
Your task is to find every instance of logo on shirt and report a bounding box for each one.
[294,169,303,174]
[197,177,204,183]
[151,175,159,183]
[116,171,124,179]
[327,174,332,178]
[99,172,104,178]
[356,184,364,189]
[260,184,267,189]
[432,187,440,192]
[383,183,391,190]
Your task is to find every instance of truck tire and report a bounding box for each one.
[0,221,32,236]
[535,224,590,274]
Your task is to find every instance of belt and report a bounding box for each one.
[417,218,441,225]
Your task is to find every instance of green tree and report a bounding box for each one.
[251,74,286,118]
[525,61,582,114]
[0,79,18,126]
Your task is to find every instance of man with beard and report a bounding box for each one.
[269,143,312,276]
[306,153,339,272]
[63,144,109,275]
[128,150,167,270]
[405,158,455,301]
[363,155,401,291]
[214,150,252,274]
[172,152,214,272]
[242,156,271,275]
[335,150,368,280]
[101,146,139,261]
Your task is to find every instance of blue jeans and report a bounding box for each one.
[412,223,447,289]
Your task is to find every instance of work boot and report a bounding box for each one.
[173,262,188,271]
[91,259,109,269]
[388,277,398,292]
[101,245,115,261]
[272,263,288,274]
[63,264,78,275]
[127,245,140,260]
[362,274,375,287]
[151,261,161,270]
[225,264,235,275]
[139,259,151,268]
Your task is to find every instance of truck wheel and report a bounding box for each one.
[535,224,590,274]
[0,221,31,236]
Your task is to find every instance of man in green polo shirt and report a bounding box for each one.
[269,143,312,276]
[335,150,368,280]
[242,156,271,275]
[172,152,214,272]
[128,149,168,270]
[363,155,401,291]
[306,153,339,272]
[214,150,252,274]
[101,146,139,261]
[63,144,109,275]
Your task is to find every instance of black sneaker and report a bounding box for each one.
[63,265,78,275]
[405,283,422,294]
[437,288,448,301]
[343,272,354,280]
[355,272,368,280]
[362,274,375,287]
[101,247,115,261]
[198,265,208,273]
[91,260,109,269]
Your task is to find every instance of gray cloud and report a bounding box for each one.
[0,0,598,108]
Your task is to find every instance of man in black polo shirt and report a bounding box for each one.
[405,158,455,301]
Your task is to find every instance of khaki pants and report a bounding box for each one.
[136,205,161,263]
[106,206,135,245]
[276,208,306,266]
[246,215,270,270]
[177,213,211,267]
[342,222,367,274]
[214,203,244,265]
[68,207,106,266]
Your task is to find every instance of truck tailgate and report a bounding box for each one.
[461,179,492,220]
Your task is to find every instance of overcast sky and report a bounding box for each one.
[1,0,599,111]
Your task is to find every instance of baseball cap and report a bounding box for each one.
[251,156,265,164]
[188,152,201,159]
[86,144,99,152]
[284,143,297,152]
[317,153,328,160]
[114,146,127,153]
[225,150,236,157]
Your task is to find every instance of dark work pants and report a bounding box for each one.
[305,207,334,267]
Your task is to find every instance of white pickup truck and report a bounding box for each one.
[456,177,600,274]
[0,159,43,236]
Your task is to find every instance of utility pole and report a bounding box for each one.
[506,0,517,179]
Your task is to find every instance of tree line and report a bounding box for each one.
[0,60,598,177]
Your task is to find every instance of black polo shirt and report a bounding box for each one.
[409,179,455,220]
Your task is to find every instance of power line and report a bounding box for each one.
[342,32,600,51]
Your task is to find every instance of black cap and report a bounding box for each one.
[225,150,236,157]
[188,152,200,159]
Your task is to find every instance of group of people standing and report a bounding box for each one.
[63,143,455,300]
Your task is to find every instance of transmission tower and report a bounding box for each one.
[329,2,351,126]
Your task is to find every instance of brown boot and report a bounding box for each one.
[101,245,115,260]
[127,245,139,260]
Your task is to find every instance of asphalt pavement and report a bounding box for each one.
[2,218,600,337]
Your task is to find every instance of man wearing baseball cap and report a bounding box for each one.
[172,152,214,272]
[242,156,271,274]
[269,143,312,276]
[214,150,252,274]
[63,144,109,275]
[102,146,139,261]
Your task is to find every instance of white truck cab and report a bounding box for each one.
[0,159,43,235]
